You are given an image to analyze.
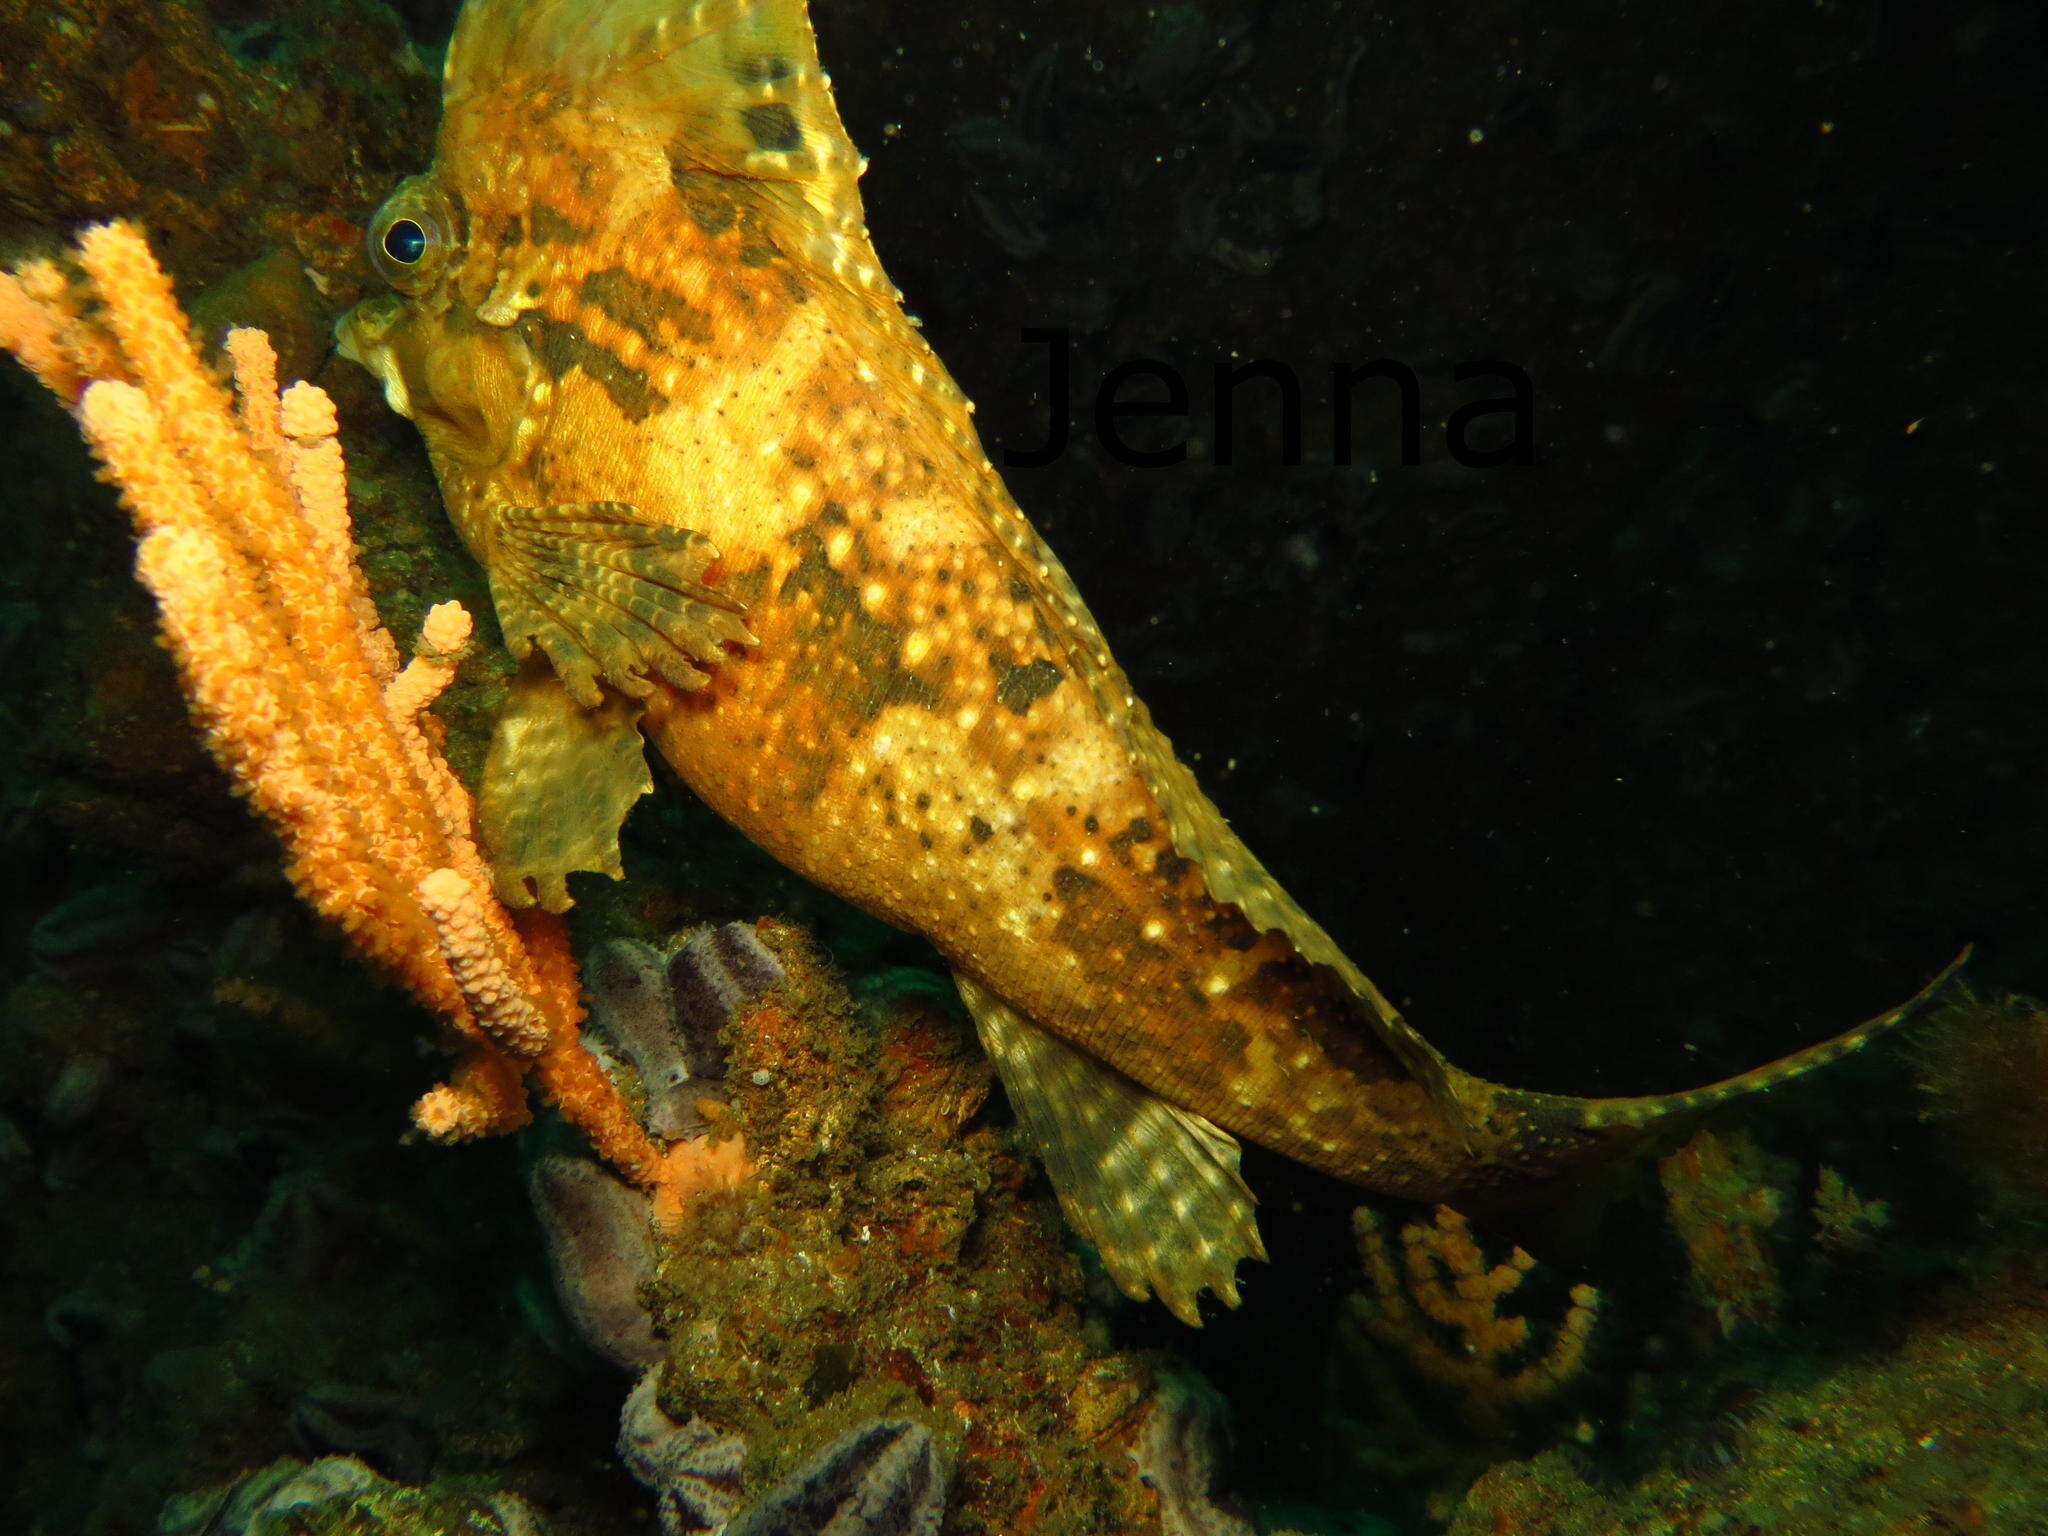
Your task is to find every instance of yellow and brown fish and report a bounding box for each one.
[340,0,1963,1324]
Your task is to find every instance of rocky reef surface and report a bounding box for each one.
[1450,1253,2048,1536]
[539,919,1164,1536]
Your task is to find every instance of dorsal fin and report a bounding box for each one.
[442,0,877,276]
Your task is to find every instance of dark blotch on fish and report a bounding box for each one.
[674,170,742,235]
[526,203,588,245]
[579,267,713,348]
[1052,865,1100,898]
[531,316,664,422]
[740,103,803,153]
[991,656,1061,717]
[734,54,794,85]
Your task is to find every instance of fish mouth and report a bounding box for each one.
[334,294,415,420]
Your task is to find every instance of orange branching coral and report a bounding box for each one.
[1658,1128,1787,1337]
[0,259,82,398]
[1350,1205,1600,1440]
[0,221,662,1188]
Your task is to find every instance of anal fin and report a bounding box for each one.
[953,973,1265,1326]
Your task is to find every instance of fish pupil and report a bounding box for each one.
[382,219,428,264]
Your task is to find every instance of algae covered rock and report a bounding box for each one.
[1448,1255,2048,1536]
[642,921,1161,1536]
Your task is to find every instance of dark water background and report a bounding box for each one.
[823,0,2046,1092]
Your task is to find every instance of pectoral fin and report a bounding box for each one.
[486,502,756,709]
[481,656,654,912]
[954,974,1265,1327]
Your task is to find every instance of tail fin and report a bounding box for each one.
[1455,947,1974,1139]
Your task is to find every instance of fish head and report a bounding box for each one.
[335,94,626,519]
[339,170,521,467]
[337,0,892,535]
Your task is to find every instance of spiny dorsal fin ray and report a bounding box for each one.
[443,0,876,277]
[955,973,1266,1327]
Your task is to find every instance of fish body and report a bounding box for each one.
[342,0,1962,1322]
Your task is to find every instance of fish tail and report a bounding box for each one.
[1550,946,1974,1132]
[1438,947,1974,1172]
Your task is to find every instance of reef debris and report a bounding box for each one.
[1811,1165,1892,1255]
[1914,990,2048,1219]
[158,1454,547,1536]
[1447,1253,2048,1535]
[1657,1128,1791,1339]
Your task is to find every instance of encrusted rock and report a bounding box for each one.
[644,922,1160,1536]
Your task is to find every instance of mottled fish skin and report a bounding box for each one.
[339,0,1965,1235]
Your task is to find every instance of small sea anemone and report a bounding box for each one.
[1913,990,2048,1218]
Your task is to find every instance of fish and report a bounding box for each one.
[338,0,1967,1325]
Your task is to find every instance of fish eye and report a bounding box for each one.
[382,219,428,265]
[366,176,458,295]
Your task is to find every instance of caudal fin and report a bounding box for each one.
[1547,946,1974,1133]
[1449,950,1974,1163]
